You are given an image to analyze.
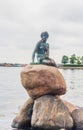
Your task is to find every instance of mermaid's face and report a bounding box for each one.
[41,36,47,42]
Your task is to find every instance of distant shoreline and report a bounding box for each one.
[58,64,83,69]
[0,63,27,67]
[59,66,83,69]
[1,63,83,69]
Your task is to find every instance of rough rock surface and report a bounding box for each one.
[72,108,83,130]
[21,65,66,99]
[62,100,77,113]
[31,95,73,130]
[11,98,34,129]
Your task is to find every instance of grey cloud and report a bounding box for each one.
[0,0,83,63]
[0,0,45,48]
[41,0,83,22]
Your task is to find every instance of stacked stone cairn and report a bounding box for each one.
[12,64,83,130]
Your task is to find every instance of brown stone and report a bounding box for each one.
[62,100,77,113]
[21,65,66,99]
[31,95,73,130]
[11,98,34,129]
[72,108,83,129]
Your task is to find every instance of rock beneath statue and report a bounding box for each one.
[31,95,73,130]
[41,57,57,67]
[72,108,83,130]
[11,98,34,129]
[21,65,66,99]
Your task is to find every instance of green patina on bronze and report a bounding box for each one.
[32,31,49,64]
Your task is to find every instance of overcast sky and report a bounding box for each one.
[0,0,83,63]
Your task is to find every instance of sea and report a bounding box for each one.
[0,67,83,130]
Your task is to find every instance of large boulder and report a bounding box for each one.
[11,98,34,129]
[31,95,73,130]
[72,108,83,130]
[21,65,66,99]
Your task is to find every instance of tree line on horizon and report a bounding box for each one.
[61,54,83,65]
